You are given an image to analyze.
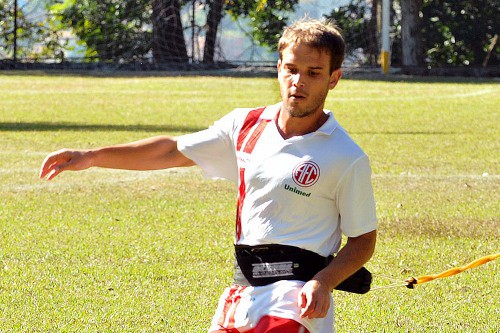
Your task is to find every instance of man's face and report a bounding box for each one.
[277,43,341,118]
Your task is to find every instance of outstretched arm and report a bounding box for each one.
[39,135,195,181]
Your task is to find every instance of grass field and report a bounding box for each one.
[0,72,499,332]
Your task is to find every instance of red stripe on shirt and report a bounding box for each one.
[235,107,269,241]
[243,119,270,154]
[235,168,246,242]
[236,107,266,151]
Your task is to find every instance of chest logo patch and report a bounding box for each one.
[292,161,320,187]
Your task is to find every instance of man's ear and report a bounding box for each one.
[277,59,283,79]
[329,69,342,90]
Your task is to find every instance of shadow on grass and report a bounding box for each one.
[1,122,456,135]
[0,121,204,133]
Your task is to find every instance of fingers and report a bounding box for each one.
[39,155,58,180]
[298,281,331,319]
[39,149,87,180]
[299,290,315,318]
[299,297,328,319]
[42,162,66,181]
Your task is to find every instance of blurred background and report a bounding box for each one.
[0,0,498,75]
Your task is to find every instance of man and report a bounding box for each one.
[40,19,376,333]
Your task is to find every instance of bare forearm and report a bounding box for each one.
[90,136,194,170]
[314,230,377,291]
[40,135,194,181]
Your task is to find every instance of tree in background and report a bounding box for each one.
[325,0,380,66]
[421,0,499,67]
[199,0,299,63]
[152,0,189,63]
[328,0,499,68]
[203,0,224,63]
[51,0,153,62]
[3,0,496,68]
[0,0,45,61]
[401,0,422,67]
[225,0,299,52]
[46,0,297,64]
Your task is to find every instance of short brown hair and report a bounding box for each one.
[278,19,345,73]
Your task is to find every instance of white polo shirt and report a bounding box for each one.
[177,103,377,257]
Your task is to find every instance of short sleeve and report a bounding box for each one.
[336,155,377,237]
[177,111,239,183]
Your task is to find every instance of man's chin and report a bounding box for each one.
[284,105,314,118]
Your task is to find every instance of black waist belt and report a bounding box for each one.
[233,244,372,294]
[234,244,333,287]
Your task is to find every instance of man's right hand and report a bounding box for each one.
[39,136,195,181]
[39,149,93,181]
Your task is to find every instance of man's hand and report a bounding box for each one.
[297,231,377,318]
[39,149,93,181]
[298,279,331,319]
[39,136,195,181]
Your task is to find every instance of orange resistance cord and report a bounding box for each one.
[405,253,500,289]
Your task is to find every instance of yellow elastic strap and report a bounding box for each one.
[406,253,500,288]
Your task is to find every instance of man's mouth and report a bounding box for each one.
[289,92,306,100]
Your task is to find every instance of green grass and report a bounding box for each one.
[0,72,499,332]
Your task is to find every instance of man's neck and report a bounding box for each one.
[275,107,329,139]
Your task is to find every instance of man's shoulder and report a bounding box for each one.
[226,104,279,126]
[327,123,368,161]
[231,104,277,117]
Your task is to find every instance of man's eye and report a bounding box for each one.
[309,71,319,76]
[286,68,297,74]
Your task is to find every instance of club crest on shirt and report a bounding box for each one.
[292,161,320,187]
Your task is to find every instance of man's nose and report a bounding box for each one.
[292,73,305,86]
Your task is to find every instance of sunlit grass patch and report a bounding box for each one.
[0,73,498,332]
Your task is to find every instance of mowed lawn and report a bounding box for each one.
[0,72,498,332]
